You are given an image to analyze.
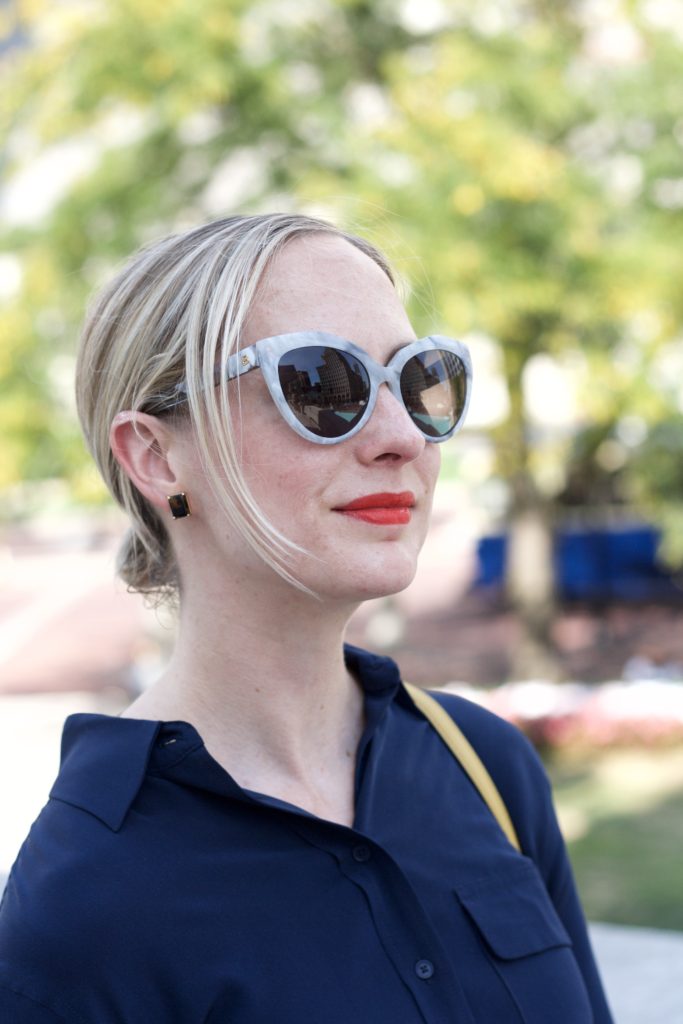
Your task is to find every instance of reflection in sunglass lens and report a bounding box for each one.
[278,346,371,438]
[400,350,467,438]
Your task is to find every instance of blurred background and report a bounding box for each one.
[2,0,683,954]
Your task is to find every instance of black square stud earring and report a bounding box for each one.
[167,493,191,519]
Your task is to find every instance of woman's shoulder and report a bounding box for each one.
[1,795,136,954]
[0,715,169,985]
[412,687,558,865]
[0,776,183,1022]
[426,688,544,776]
[0,808,116,1022]
[352,643,553,817]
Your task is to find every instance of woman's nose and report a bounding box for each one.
[354,384,426,464]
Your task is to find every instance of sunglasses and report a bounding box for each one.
[169,331,472,445]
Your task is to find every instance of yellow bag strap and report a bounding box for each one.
[404,682,522,853]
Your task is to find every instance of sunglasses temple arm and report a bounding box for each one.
[154,345,261,412]
[219,344,260,385]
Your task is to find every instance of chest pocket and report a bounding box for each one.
[455,859,594,1024]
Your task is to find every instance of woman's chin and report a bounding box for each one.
[312,554,420,603]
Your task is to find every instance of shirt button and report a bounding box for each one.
[415,959,435,980]
[352,844,371,863]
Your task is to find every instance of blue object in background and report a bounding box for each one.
[476,525,682,601]
[477,534,507,589]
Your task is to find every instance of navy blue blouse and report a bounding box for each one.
[0,646,613,1023]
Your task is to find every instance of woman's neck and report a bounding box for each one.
[123,576,365,824]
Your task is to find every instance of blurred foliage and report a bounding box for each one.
[549,746,683,928]
[1,0,682,560]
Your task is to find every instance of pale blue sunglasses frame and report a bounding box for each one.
[171,331,472,445]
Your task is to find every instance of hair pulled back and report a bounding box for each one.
[75,213,394,601]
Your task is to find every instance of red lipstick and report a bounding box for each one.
[334,491,415,525]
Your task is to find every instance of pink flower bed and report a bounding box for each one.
[443,679,683,749]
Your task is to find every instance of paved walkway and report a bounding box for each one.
[589,922,683,1023]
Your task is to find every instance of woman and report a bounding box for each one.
[0,214,613,1022]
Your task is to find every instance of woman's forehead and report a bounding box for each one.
[242,234,414,356]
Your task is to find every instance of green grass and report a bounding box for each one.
[546,747,683,931]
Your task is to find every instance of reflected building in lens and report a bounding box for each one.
[318,349,366,405]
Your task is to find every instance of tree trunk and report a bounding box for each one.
[506,473,564,681]
[499,343,564,681]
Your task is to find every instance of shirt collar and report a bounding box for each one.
[344,642,402,695]
[50,714,162,831]
[49,645,403,832]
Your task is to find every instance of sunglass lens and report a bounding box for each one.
[400,349,468,438]
[278,346,371,438]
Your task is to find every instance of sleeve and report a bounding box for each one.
[433,692,615,1024]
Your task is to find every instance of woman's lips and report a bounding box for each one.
[343,508,412,525]
[333,492,415,525]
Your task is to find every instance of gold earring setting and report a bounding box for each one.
[167,493,191,519]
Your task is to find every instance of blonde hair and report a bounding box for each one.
[75,213,394,601]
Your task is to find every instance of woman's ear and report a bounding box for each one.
[110,412,185,513]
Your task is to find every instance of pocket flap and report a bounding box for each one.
[455,859,571,960]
